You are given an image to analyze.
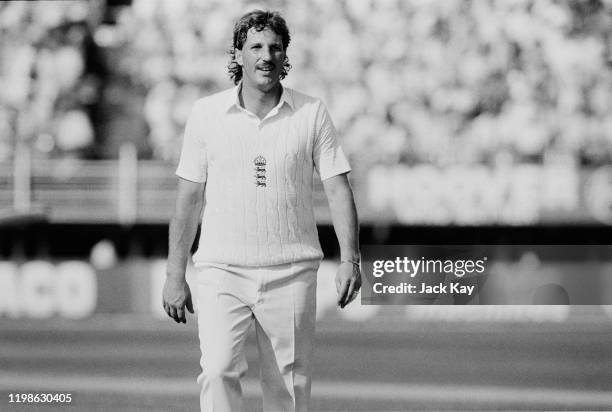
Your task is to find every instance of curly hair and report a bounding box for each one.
[228,10,291,85]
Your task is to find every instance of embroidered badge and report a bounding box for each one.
[254,155,267,187]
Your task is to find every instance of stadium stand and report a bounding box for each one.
[0,0,611,225]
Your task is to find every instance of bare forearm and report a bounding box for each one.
[167,180,205,280]
[167,214,200,280]
[324,174,362,308]
[325,175,360,261]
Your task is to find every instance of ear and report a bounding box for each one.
[235,48,243,66]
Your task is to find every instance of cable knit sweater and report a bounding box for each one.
[175,85,351,266]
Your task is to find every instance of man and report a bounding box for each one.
[163,10,361,412]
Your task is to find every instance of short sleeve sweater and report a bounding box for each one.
[176,85,351,266]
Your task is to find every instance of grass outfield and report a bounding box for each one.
[1,313,612,411]
[2,377,612,411]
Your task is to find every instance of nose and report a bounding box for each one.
[260,47,272,62]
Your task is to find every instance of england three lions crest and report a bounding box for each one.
[254,155,267,187]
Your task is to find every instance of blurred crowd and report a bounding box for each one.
[1,0,611,168]
[0,0,106,161]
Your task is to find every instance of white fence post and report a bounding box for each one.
[118,142,137,224]
[13,144,31,212]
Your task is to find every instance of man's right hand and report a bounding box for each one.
[162,276,194,324]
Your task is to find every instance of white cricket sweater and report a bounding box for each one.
[175,85,351,266]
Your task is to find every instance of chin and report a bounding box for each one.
[257,79,280,91]
[243,75,280,92]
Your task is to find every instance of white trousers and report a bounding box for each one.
[195,260,319,412]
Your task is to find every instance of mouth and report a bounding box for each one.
[257,66,275,73]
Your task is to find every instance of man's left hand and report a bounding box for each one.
[336,262,362,308]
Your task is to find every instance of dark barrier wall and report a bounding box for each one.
[4,223,612,259]
[2,223,612,320]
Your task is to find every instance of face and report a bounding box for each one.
[236,27,285,92]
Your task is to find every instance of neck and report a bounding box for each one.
[239,82,282,119]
